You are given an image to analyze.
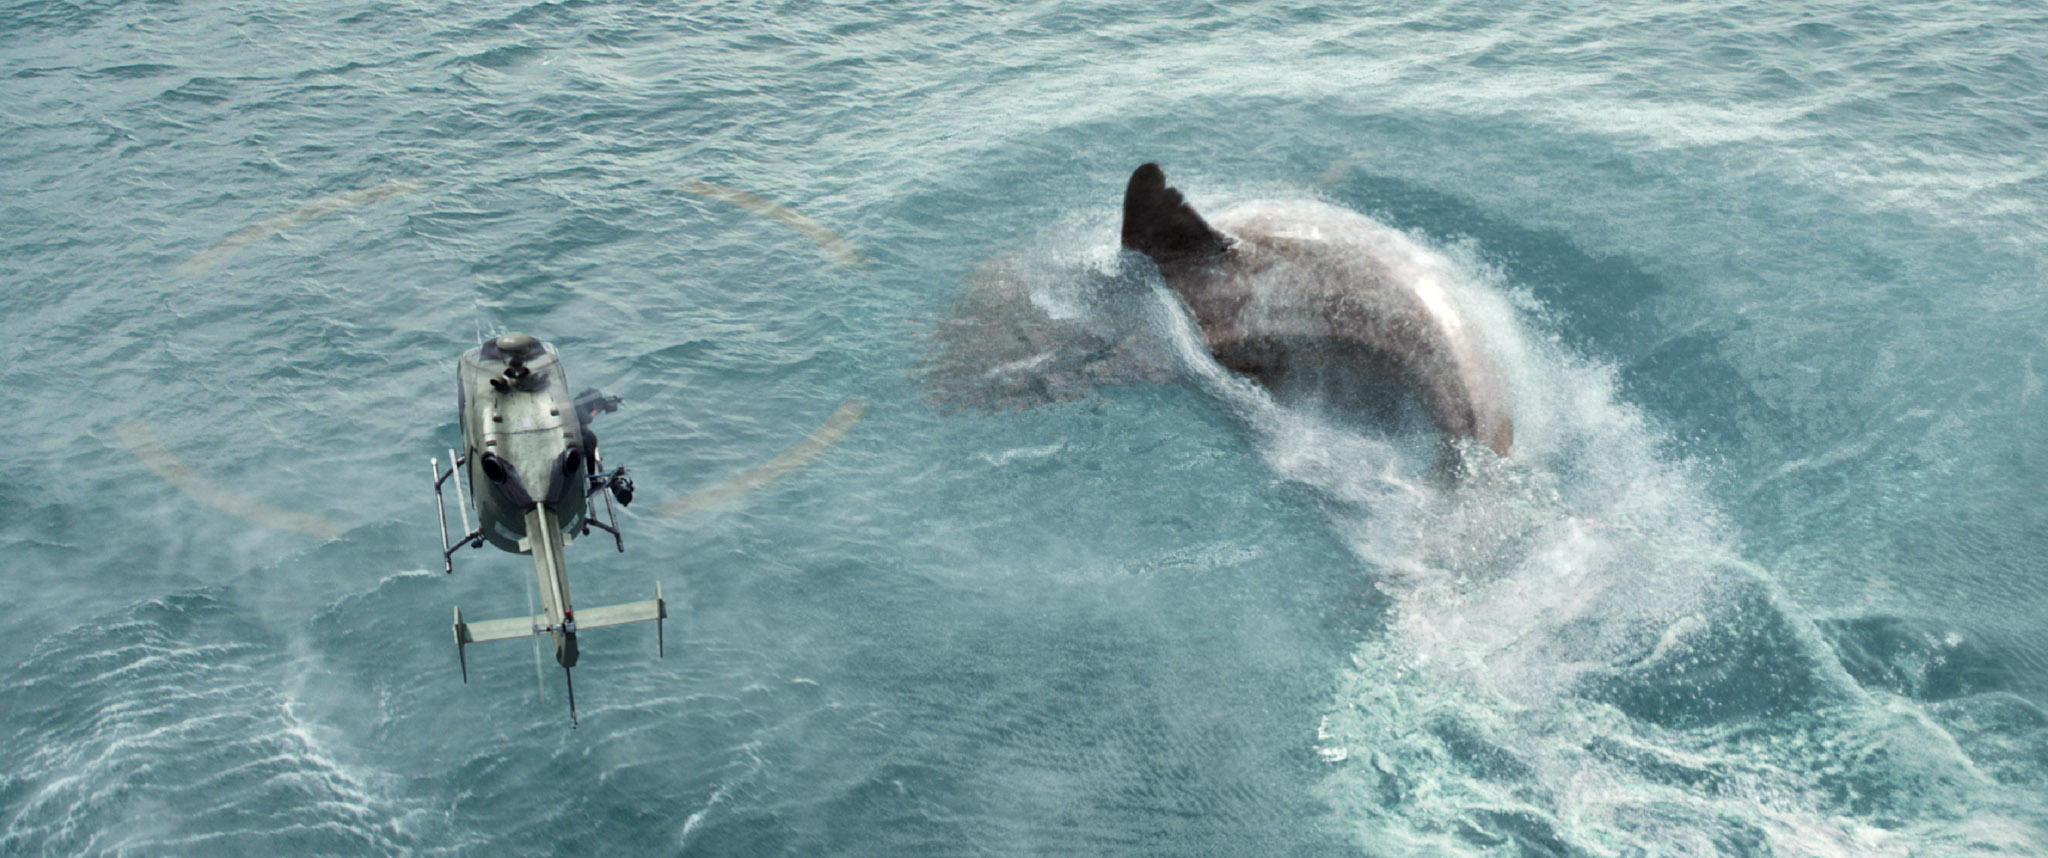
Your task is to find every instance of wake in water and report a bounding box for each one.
[922,196,2046,857]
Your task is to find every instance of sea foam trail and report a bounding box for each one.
[920,195,2044,855]
[1158,210,2044,857]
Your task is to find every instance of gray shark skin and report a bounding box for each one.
[1121,163,1514,459]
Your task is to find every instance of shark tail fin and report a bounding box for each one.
[1121,163,1233,267]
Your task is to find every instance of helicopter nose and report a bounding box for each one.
[493,332,542,359]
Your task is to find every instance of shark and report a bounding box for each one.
[1120,162,1514,462]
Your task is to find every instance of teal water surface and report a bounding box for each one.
[3,2,2046,856]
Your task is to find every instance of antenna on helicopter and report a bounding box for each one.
[564,666,578,727]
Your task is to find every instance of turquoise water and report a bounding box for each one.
[5,2,2046,855]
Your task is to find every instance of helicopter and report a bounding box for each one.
[429,332,662,726]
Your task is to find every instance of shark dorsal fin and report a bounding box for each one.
[1121,163,1232,267]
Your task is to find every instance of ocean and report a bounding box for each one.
[3,1,2045,855]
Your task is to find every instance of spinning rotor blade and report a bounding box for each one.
[117,422,345,539]
[660,399,866,518]
[144,177,865,537]
[681,180,865,266]
[178,180,421,276]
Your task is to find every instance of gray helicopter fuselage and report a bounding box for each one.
[458,336,592,553]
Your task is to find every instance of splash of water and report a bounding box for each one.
[926,197,2045,856]
[1213,214,2043,857]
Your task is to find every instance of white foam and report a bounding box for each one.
[1280,221,2048,855]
